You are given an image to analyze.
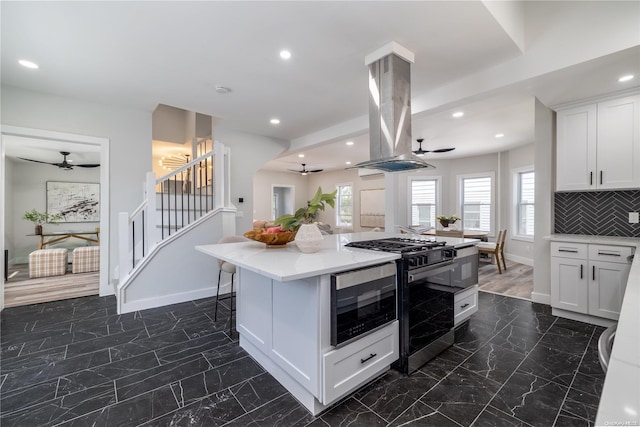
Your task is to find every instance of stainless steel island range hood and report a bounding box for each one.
[354,43,435,172]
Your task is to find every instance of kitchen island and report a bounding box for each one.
[196,232,478,415]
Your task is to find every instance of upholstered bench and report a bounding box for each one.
[29,248,68,278]
[72,246,100,273]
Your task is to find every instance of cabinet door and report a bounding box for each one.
[588,261,631,320]
[597,95,640,189]
[551,257,588,313]
[556,104,597,191]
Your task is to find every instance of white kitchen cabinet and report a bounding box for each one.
[550,242,633,321]
[556,93,640,191]
[454,285,478,326]
[551,254,589,313]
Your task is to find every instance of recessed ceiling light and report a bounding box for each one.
[280,50,291,60]
[346,141,354,146]
[618,74,634,82]
[18,59,38,69]
[298,154,305,158]
[452,111,464,118]
[495,133,504,138]
[270,118,280,125]
[345,161,352,165]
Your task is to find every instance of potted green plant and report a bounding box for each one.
[23,209,63,235]
[275,187,337,253]
[436,214,461,228]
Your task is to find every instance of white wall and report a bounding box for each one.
[214,128,289,233]
[4,157,15,265]
[9,159,100,263]
[1,84,152,289]
[253,170,310,223]
[309,168,385,232]
[502,143,535,264]
[532,98,555,304]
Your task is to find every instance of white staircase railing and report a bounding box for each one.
[118,142,229,284]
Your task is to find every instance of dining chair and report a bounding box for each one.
[214,235,249,335]
[477,229,507,274]
[435,229,465,238]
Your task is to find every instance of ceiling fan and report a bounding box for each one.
[413,138,455,157]
[288,163,323,175]
[18,151,100,170]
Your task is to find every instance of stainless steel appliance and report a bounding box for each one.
[346,237,456,374]
[451,245,479,290]
[330,262,397,347]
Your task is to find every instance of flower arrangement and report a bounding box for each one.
[274,186,337,231]
[23,209,63,234]
[436,214,461,222]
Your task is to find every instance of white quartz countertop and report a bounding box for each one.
[195,231,478,282]
[546,234,640,425]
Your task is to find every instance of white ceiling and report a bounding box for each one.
[2,1,639,172]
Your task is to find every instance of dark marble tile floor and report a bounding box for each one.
[0,291,605,426]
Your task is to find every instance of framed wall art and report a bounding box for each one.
[46,181,100,223]
[360,188,385,228]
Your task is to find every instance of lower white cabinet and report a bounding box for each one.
[550,242,633,320]
[322,321,398,405]
[454,285,478,326]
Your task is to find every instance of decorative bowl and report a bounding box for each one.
[243,229,297,247]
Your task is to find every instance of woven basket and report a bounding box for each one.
[243,229,297,247]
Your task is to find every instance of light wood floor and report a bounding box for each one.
[4,263,99,308]
[478,259,533,300]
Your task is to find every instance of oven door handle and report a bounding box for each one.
[408,262,454,283]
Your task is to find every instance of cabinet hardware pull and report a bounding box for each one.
[461,303,470,308]
[580,264,583,279]
[590,171,593,185]
[559,249,578,253]
[600,171,603,185]
[593,265,596,281]
[361,353,377,364]
[598,251,620,257]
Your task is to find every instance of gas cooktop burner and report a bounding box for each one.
[345,237,446,254]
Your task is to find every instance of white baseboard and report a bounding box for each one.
[551,307,615,328]
[531,291,550,305]
[120,286,217,314]
[118,280,234,314]
[505,253,533,266]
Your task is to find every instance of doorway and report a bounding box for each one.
[1,126,110,309]
[271,185,294,220]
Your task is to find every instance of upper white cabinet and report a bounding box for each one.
[556,93,640,191]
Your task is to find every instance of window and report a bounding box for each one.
[517,170,535,237]
[336,183,353,227]
[460,174,493,233]
[410,178,438,228]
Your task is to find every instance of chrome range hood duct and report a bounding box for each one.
[354,43,435,172]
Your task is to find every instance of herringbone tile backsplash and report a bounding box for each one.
[555,190,640,237]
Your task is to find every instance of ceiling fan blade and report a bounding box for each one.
[75,164,101,168]
[309,169,323,173]
[429,147,456,153]
[18,157,57,166]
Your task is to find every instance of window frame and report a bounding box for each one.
[335,182,354,228]
[407,175,441,229]
[513,166,535,242]
[457,172,495,236]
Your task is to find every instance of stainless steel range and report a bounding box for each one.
[346,237,456,374]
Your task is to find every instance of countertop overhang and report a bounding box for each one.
[195,232,478,282]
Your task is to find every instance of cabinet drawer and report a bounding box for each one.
[454,285,478,325]
[588,245,634,264]
[551,242,588,259]
[322,321,398,405]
